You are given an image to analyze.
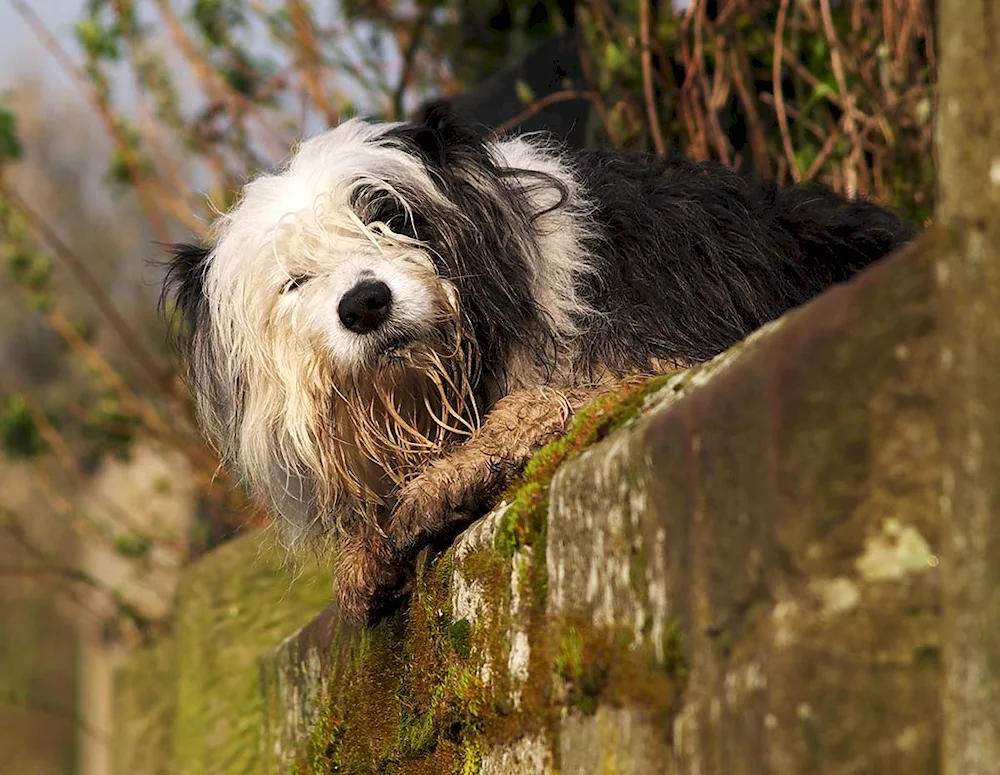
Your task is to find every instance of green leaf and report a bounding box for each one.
[603,41,627,73]
[113,533,152,558]
[794,145,818,177]
[0,102,22,165]
[74,18,120,61]
[0,395,46,459]
[6,249,51,293]
[514,79,535,106]
[192,0,247,47]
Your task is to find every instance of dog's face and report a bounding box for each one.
[211,119,459,375]
[163,111,584,542]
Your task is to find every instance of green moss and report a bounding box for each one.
[495,373,679,560]
[298,374,686,773]
[457,546,506,586]
[459,738,485,775]
[661,619,689,679]
[170,530,333,775]
[298,552,494,774]
[554,626,593,713]
[447,619,473,660]
[552,616,683,723]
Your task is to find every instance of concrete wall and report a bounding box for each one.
[113,529,332,775]
[114,242,946,774]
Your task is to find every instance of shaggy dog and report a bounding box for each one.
[163,108,915,622]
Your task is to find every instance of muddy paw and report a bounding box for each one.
[388,463,495,561]
[334,531,406,624]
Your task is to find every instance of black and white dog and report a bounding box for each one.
[164,108,915,621]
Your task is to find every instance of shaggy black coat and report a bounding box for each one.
[382,109,916,391]
[571,150,916,370]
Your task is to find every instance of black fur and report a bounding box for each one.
[378,111,570,403]
[569,151,916,370]
[160,242,244,452]
[160,242,211,356]
[379,111,914,386]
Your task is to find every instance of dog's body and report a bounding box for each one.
[164,109,915,621]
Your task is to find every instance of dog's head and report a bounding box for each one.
[162,109,589,542]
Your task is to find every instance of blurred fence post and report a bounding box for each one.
[936,1,1000,773]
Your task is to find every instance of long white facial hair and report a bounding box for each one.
[197,197,483,548]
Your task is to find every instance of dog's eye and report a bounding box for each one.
[367,197,409,233]
[370,198,405,223]
[281,275,311,294]
[352,185,419,239]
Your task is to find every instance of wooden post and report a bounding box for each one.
[936,2,1000,772]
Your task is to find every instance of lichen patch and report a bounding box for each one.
[856,518,937,581]
[809,576,862,615]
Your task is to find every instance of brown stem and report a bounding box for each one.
[9,0,172,242]
[0,179,169,393]
[640,0,667,154]
[819,0,863,196]
[493,90,601,136]
[288,0,340,126]
[773,0,801,182]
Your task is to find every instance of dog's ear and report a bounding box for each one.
[412,109,450,166]
[415,101,458,133]
[158,242,212,345]
[405,102,486,167]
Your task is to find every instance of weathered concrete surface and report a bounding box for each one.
[261,240,944,774]
[261,604,356,774]
[548,240,941,774]
[560,707,673,774]
[113,528,332,775]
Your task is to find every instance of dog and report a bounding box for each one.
[162,107,916,622]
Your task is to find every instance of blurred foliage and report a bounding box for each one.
[0,395,45,459]
[0,0,936,633]
[575,0,936,223]
[0,94,22,165]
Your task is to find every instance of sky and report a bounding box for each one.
[0,2,85,91]
[0,1,694,96]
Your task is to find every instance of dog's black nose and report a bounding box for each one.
[338,280,393,334]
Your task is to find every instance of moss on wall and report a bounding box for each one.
[114,636,176,775]
[172,530,333,774]
[116,243,950,775]
[114,528,333,775]
[295,374,688,774]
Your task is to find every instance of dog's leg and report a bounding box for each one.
[336,385,601,622]
[334,379,661,622]
[386,385,601,555]
[389,372,672,552]
[334,517,406,624]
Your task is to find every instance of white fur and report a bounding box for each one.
[192,117,597,541]
[491,135,596,340]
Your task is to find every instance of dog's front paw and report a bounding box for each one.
[385,386,596,560]
[389,453,504,560]
[334,530,408,624]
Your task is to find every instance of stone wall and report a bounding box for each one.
[113,530,332,775]
[114,241,947,774]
